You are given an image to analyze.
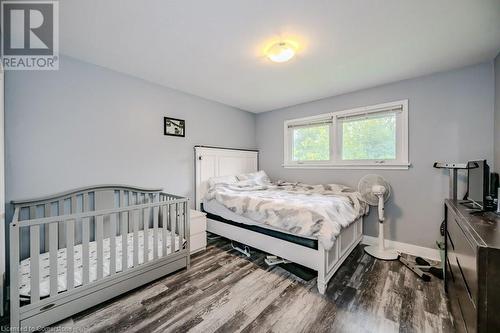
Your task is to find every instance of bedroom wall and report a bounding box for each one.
[256,62,495,249]
[4,56,256,210]
[495,53,500,173]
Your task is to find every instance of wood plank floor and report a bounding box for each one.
[48,237,456,333]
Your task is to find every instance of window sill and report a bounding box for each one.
[282,163,411,170]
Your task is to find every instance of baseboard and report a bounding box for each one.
[361,236,441,262]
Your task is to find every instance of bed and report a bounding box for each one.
[9,185,190,331]
[195,146,366,295]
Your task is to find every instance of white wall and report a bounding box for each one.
[0,65,4,316]
[4,56,496,251]
[4,56,256,210]
[256,63,495,249]
[495,53,500,173]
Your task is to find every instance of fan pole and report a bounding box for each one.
[365,220,398,260]
[378,194,385,251]
[379,221,385,251]
[359,175,398,260]
[364,193,398,260]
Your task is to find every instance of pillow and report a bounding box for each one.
[208,175,238,188]
[236,170,271,185]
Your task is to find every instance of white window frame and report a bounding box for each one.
[283,100,409,170]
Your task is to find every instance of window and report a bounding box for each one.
[292,123,330,161]
[339,111,396,161]
[284,100,409,169]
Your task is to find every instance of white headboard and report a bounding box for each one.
[194,146,258,210]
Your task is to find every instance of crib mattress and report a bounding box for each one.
[19,229,183,298]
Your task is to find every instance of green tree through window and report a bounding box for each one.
[342,114,396,160]
[292,125,330,161]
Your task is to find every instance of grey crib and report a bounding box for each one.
[9,185,190,331]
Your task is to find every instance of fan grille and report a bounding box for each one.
[358,174,391,206]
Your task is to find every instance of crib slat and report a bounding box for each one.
[30,205,39,253]
[110,213,117,275]
[170,204,176,254]
[30,225,40,303]
[167,203,171,247]
[162,205,168,256]
[49,222,58,297]
[58,199,66,249]
[71,195,77,213]
[179,203,184,242]
[82,192,90,285]
[83,193,89,212]
[29,206,36,220]
[66,219,75,290]
[143,208,149,263]
[121,211,128,272]
[44,203,51,252]
[96,215,104,280]
[58,199,64,215]
[119,190,128,272]
[132,210,139,267]
[153,206,159,259]
[82,217,90,285]
[184,201,189,251]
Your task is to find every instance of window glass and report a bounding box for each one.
[341,113,396,160]
[292,124,330,161]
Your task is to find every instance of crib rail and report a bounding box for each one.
[9,187,189,330]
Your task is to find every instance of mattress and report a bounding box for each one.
[19,229,183,298]
[204,180,367,251]
[203,199,316,240]
[203,204,319,250]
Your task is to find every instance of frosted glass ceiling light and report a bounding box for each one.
[266,41,296,63]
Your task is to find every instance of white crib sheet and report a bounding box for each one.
[19,229,183,298]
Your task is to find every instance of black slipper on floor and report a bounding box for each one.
[429,267,444,280]
[279,263,316,281]
[415,256,430,266]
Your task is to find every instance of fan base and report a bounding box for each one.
[364,245,399,260]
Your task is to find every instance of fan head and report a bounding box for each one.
[358,174,391,206]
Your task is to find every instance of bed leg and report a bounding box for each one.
[318,243,328,295]
[317,279,327,295]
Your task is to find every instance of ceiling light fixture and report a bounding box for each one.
[266,41,296,63]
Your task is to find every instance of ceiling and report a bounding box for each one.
[60,0,500,113]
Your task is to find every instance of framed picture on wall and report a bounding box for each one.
[164,117,185,137]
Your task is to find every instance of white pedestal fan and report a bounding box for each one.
[358,174,398,260]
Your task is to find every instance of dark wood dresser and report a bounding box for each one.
[445,200,500,333]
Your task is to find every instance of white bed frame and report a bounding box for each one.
[195,146,363,294]
[9,185,190,331]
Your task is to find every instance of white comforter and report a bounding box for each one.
[204,181,368,250]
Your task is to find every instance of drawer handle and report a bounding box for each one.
[40,303,55,311]
[456,258,473,302]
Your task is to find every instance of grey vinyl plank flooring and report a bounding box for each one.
[39,238,457,333]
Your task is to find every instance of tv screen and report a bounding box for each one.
[467,160,489,209]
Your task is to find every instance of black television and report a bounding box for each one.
[467,160,490,209]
